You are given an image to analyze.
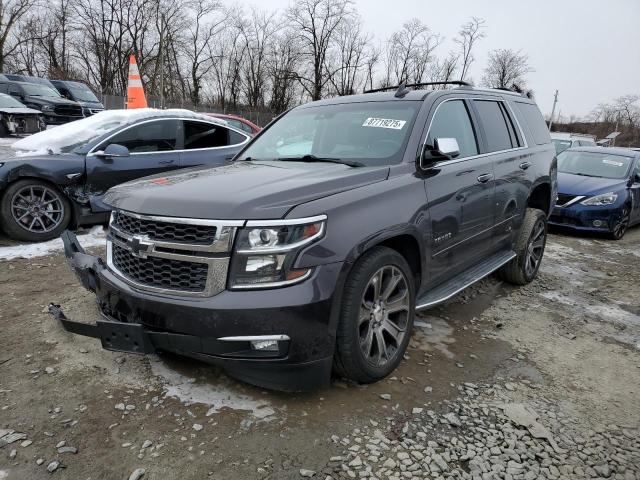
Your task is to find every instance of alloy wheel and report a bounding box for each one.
[358,265,411,367]
[612,207,629,239]
[10,185,65,234]
[524,218,546,277]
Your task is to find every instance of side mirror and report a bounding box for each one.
[421,137,460,169]
[98,144,130,159]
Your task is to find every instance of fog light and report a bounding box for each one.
[251,340,279,351]
[593,220,604,227]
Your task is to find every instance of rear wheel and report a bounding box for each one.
[498,208,547,285]
[334,247,415,383]
[609,205,630,240]
[0,179,71,242]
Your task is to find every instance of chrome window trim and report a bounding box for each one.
[87,117,249,157]
[422,96,531,169]
[245,214,327,227]
[556,195,585,208]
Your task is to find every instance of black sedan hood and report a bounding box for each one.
[104,161,389,220]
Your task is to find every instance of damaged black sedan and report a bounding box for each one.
[0,109,250,241]
[0,93,46,136]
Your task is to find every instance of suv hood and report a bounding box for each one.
[104,161,389,220]
[24,96,80,107]
[558,172,627,196]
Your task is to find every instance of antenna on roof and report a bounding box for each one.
[394,82,411,98]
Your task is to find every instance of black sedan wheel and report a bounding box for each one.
[609,205,630,240]
[0,179,71,242]
[334,246,415,383]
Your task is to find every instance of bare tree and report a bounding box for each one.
[267,29,300,113]
[0,0,39,71]
[426,52,458,87]
[182,0,224,105]
[326,15,370,96]
[383,18,442,86]
[238,7,278,107]
[286,0,354,101]
[482,48,532,89]
[454,17,485,83]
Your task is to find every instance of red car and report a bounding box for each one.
[205,113,262,136]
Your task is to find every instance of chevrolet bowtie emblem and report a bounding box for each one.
[127,235,153,258]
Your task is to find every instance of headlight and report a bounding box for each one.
[581,192,618,206]
[229,215,326,289]
[41,105,54,112]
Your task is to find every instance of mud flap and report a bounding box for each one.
[60,230,105,293]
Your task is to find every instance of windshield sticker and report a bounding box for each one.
[603,159,624,167]
[362,117,406,130]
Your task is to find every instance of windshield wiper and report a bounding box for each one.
[279,155,364,168]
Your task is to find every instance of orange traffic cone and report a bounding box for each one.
[126,55,147,109]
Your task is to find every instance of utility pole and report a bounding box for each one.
[159,13,165,109]
[548,89,558,131]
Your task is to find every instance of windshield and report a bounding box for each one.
[239,101,420,166]
[68,86,99,102]
[0,94,25,108]
[552,138,571,154]
[557,150,633,179]
[22,84,61,98]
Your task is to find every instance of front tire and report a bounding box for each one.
[334,246,415,384]
[609,205,630,240]
[498,208,547,285]
[0,179,71,242]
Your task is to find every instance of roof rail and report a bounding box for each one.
[364,81,472,98]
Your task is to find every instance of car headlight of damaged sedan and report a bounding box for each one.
[581,192,618,206]
[229,216,326,289]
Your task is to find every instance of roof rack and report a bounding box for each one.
[364,81,472,98]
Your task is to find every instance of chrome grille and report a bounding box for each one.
[112,243,208,292]
[556,194,577,207]
[107,210,243,297]
[113,210,217,244]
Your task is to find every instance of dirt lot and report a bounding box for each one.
[0,226,639,479]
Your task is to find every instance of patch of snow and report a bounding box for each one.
[12,108,225,156]
[0,137,18,146]
[0,226,105,260]
[541,291,640,328]
[0,470,8,480]
[150,359,275,420]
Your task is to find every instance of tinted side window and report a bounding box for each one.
[474,100,514,152]
[515,102,551,145]
[427,100,479,158]
[229,130,248,145]
[184,121,237,149]
[103,120,178,153]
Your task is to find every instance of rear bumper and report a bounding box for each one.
[50,231,341,391]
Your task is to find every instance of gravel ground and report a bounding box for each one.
[0,225,639,479]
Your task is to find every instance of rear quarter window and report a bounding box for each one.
[514,102,550,146]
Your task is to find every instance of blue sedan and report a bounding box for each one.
[549,147,640,239]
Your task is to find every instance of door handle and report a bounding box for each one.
[159,159,175,165]
[476,173,494,183]
[519,161,532,170]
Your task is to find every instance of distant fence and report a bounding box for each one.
[98,94,277,127]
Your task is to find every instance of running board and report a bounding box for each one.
[416,250,516,310]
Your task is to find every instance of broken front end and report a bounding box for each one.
[0,111,46,136]
[49,215,338,392]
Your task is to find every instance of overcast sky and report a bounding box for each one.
[246,0,639,118]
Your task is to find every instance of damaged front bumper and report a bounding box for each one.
[49,231,337,391]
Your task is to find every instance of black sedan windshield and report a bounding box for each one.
[557,150,633,179]
[240,101,420,166]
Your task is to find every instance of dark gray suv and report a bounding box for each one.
[51,82,557,391]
